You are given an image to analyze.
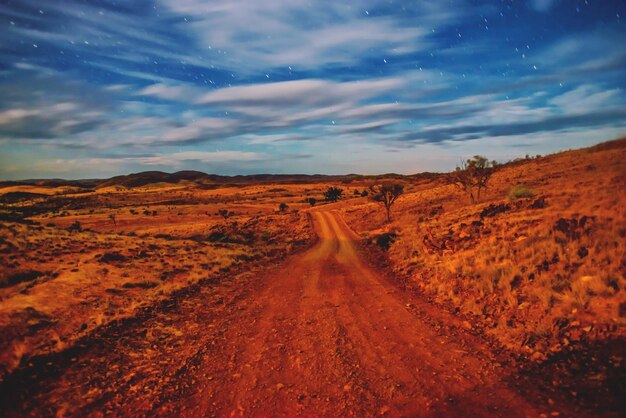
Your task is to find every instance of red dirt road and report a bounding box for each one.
[173,210,545,416]
[2,210,557,417]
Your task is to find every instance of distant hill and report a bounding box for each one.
[96,170,214,189]
[7,138,626,191]
[0,170,442,191]
[0,191,48,204]
[5,137,623,190]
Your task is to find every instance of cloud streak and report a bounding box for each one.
[0,0,625,179]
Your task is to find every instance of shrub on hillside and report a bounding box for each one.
[67,221,82,233]
[99,251,127,263]
[375,232,397,250]
[323,187,343,202]
[509,185,535,200]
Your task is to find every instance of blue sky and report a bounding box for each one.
[0,0,625,179]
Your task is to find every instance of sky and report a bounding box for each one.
[0,0,625,180]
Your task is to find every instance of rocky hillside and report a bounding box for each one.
[341,138,625,392]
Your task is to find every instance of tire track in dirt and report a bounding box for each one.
[1,210,560,417]
[165,210,550,417]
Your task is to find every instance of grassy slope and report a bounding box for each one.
[341,139,625,361]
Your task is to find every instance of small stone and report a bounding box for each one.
[276,383,284,390]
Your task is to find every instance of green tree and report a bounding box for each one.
[307,197,317,207]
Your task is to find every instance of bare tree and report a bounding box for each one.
[447,155,497,204]
[108,213,116,225]
[370,182,404,222]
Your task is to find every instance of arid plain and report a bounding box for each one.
[0,138,624,416]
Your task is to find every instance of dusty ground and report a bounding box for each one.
[0,140,624,416]
[1,210,573,417]
[339,140,626,414]
[0,184,315,382]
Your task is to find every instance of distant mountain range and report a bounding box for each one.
[4,136,624,190]
[0,170,440,190]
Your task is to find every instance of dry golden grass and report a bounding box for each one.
[0,184,314,380]
[341,140,626,360]
[0,140,623,382]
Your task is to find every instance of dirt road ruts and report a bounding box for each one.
[1,210,559,417]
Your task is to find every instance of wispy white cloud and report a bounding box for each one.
[549,84,622,114]
[158,0,456,72]
[0,108,40,124]
[2,151,267,178]
[533,29,626,75]
[196,77,406,107]
[1,0,625,179]
[122,150,266,166]
[138,83,202,101]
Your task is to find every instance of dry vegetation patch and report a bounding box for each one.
[0,184,314,381]
[342,141,626,367]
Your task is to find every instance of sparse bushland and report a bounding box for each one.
[323,186,343,202]
[67,220,82,233]
[509,185,535,200]
[0,185,314,381]
[218,209,230,219]
[342,140,626,365]
[375,232,397,250]
[370,181,404,222]
[447,155,497,204]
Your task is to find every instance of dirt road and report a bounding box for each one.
[181,210,546,417]
[2,210,556,417]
